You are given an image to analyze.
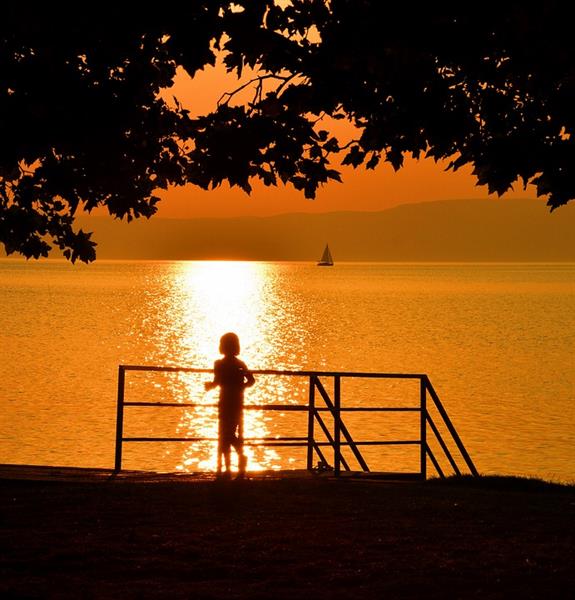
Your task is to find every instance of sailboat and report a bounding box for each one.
[317,243,334,266]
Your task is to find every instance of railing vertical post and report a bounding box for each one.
[334,375,341,476]
[114,365,125,472]
[420,376,427,481]
[307,376,316,471]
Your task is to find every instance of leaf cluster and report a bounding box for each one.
[2,1,574,261]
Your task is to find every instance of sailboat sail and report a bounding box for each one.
[317,243,334,266]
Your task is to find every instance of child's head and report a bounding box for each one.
[219,332,240,356]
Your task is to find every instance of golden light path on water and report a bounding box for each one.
[2,260,573,480]
[164,261,304,473]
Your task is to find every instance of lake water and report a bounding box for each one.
[1,260,574,482]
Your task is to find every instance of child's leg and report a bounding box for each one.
[223,449,231,472]
[230,424,247,474]
[230,421,245,454]
[238,411,247,472]
[230,433,242,453]
[217,416,223,473]
[221,417,235,472]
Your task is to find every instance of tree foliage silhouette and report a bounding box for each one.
[2,1,573,261]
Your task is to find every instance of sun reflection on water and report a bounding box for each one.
[167,261,288,473]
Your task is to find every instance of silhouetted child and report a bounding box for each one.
[205,332,255,478]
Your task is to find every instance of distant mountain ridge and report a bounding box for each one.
[25,198,575,261]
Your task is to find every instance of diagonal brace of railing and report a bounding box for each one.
[426,412,461,476]
[424,377,479,477]
[312,376,370,472]
[313,409,351,471]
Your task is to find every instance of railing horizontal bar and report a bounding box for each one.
[124,440,314,447]
[309,441,420,447]
[123,437,420,446]
[120,365,426,379]
[123,436,309,443]
[246,405,306,411]
[338,440,421,446]
[124,437,215,442]
[123,402,420,412]
[124,440,310,448]
[249,437,309,441]
[123,402,309,411]
[247,442,308,447]
[329,407,421,412]
[122,366,212,373]
[125,440,310,448]
[124,402,219,408]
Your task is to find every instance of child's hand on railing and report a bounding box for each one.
[204,381,215,392]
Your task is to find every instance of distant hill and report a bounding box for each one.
[6,198,575,261]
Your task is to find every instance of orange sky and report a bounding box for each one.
[153,62,537,219]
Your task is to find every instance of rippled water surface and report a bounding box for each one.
[1,260,573,481]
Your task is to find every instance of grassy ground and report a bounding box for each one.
[1,475,574,599]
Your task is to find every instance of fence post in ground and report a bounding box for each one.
[420,376,427,481]
[114,365,126,472]
[307,376,316,470]
[334,375,341,476]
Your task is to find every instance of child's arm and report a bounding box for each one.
[242,362,255,388]
[204,361,221,391]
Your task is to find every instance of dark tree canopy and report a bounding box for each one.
[2,1,574,262]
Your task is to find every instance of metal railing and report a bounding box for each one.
[115,365,478,479]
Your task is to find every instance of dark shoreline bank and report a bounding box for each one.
[2,472,574,599]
